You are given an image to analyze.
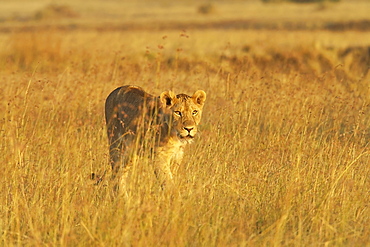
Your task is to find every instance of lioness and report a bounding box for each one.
[105,85,206,184]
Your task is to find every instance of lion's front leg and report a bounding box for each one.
[154,146,184,187]
[154,161,173,184]
[170,147,184,178]
[153,153,174,187]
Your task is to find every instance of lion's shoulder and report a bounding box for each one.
[117,85,154,102]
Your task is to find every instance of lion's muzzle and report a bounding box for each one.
[179,125,197,140]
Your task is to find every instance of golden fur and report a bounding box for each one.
[105,85,206,184]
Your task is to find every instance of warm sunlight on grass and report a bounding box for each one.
[0,0,369,246]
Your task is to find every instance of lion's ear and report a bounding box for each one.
[160,91,176,108]
[192,90,206,106]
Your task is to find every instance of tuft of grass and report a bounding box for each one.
[198,3,216,15]
[34,4,78,21]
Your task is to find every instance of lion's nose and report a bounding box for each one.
[184,127,193,133]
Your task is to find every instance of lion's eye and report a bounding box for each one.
[192,110,198,116]
[174,111,182,117]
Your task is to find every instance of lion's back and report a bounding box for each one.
[105,86,160,139]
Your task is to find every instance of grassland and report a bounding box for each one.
[1,0,370,246]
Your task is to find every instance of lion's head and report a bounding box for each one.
[160,90,206,142]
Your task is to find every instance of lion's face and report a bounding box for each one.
[160,90,206,142]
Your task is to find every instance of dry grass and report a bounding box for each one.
[1,1,370,246]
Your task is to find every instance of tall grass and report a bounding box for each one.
[0,29,369,246]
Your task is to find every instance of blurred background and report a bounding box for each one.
[0,0,369,32]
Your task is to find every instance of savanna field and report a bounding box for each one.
[0,0,369,246]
